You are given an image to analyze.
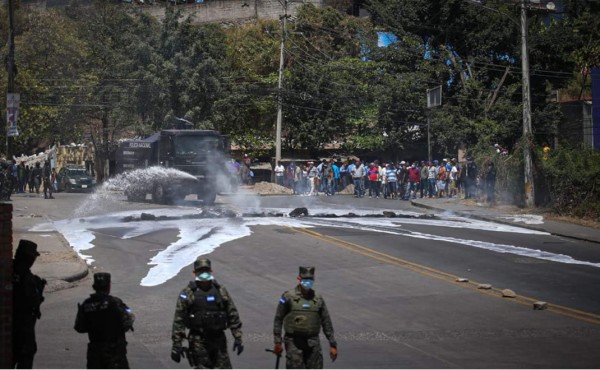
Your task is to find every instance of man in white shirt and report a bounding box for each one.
[274,162,285,186]
[351,160,365,198]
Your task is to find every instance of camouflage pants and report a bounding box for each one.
[87,341,129,369]
[189,332,232,369]
[284,335,323,369]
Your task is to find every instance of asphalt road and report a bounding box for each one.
[31,192,600,368]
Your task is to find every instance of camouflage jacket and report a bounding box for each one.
[172,280,242,347]
[273,285,336,346]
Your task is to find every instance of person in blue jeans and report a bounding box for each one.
[330,160,340,195]
[352,160,365,197]
[405,162,421,200]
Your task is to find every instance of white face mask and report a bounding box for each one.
[411,164,416,168]
[195,272,213,282]
[300,279,314,290]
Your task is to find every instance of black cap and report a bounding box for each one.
[15,240,40,259]
[299,266,315,279]
[93,272,111,290]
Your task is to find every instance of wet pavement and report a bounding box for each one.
[10,190,600,289]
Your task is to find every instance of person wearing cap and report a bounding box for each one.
[171,257,243,368]
[13,240,46,369]
[405,162,421,200]
[272,267,337,368]
[74,272,135,368]
[396,161,408,199]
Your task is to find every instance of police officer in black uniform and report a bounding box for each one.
[74,272,135,369]
[13,240,46,369]
[42,161,54,199]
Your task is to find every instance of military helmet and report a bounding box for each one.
[194,257,211,271]
[299,266,315,279]
[93,272,111,290]
[15,239,40,259]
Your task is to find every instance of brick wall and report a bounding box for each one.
[0,203,13,368]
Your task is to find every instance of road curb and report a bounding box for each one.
[410,200,600,245]
[55,232,90,283]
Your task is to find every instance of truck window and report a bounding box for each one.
[174,136,223,156]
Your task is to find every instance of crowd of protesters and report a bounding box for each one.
[0,159,57,200]
[268,157,498,205]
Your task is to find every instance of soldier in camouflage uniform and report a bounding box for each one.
[272,266,338,369]
[74,272,135,369]
[13,240,46,369]
[171,257,244,369]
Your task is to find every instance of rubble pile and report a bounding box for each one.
[252,181,294,195]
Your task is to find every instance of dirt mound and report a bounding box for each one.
[338,184,354,195]
[252,181,294,195]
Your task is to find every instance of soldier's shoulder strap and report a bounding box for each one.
[282,288,298,301]
[109,295,124,305]
[313,292,325,304]
[214,283,229,302]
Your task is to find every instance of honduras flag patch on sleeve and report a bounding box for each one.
[279,297,286,304]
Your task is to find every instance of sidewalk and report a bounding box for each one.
[411,196,600,244]
[11,194,89,292]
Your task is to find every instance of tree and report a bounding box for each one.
[0,7,88,156]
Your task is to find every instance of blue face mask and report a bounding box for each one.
[195,272,213,282]
[300,279,314,290]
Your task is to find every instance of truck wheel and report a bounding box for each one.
[153,184,169,204]
[201,191,216,206]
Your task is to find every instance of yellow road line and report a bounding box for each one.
[290,226,600,325]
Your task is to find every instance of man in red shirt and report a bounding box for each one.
[367,163,380,198]
[405,162,421,200]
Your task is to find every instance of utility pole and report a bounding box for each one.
[6,0,17,158]
[466,0,542,208]
[426,85,442,162]
[427,112,431,162]
[521,0,535,208]
[275,0,288,166]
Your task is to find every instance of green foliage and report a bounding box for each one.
[1,1,599,215]
[539,146,600,219]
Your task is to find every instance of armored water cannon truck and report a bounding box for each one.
[115,129,229,205]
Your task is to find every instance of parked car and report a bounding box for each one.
[57,166,96,192]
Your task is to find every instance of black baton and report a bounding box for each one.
[265,349,281,369]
